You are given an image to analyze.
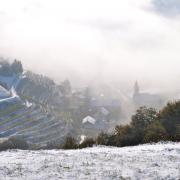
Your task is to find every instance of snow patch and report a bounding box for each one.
[25,100,33,108]
[79,135,86,144]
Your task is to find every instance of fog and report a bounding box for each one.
[0,0,180,92]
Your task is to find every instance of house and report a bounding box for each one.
[82,116,96,125]
[100,107,109,116]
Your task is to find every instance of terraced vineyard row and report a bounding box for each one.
[0,101,66,146]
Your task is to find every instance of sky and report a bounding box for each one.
[0,0,180,91]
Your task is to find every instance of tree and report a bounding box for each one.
[61,80,71,95]
[131,107,157,130]
[130,106,158,143]
[158,101,180,141]
[11,59,23,74]
[0,61,12,76]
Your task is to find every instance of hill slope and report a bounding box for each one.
[0,60,76,146]
[0,142,179,180]
[0,62,125,144]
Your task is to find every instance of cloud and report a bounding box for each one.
[74,19,132,32]
[152,0,180,17]
[0,11,5,16]
[22,1,42,13]
[0,0,180,91]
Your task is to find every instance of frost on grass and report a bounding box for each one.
[0,143,180,180]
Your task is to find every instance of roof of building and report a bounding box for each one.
[82,116,96,125]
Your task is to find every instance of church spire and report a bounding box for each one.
[134,81,139,96]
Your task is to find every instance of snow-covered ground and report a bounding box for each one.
[0,143,179,180]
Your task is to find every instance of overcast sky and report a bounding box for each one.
[0,0,180,90]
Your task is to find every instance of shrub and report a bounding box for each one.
[0,137,29,151]
[144,121,167,143]
[114,125,140,147]
[96,132,110,146]
[96,132,116,146]
[115,125,130,146]
[62,136,78,149]
[79,138,95,149]
[45,141,61,150]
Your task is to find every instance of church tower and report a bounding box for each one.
[134,81,140,96]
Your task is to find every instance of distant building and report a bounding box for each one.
[133,81,163,109]
[100,107,110,116]
[91,98,121,109]
[82,115,108,131]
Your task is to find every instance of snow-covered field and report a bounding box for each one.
[0,143,179,180]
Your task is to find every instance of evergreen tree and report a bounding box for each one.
[11,59,23,74]
[60,80,71,95]
[0,61,13,76]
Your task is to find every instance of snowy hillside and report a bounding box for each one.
[0,143,179,180]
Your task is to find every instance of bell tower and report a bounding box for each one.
[134,81,139,96]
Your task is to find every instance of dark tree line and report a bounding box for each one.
[0,59,23,76]
[96,102,180,147]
